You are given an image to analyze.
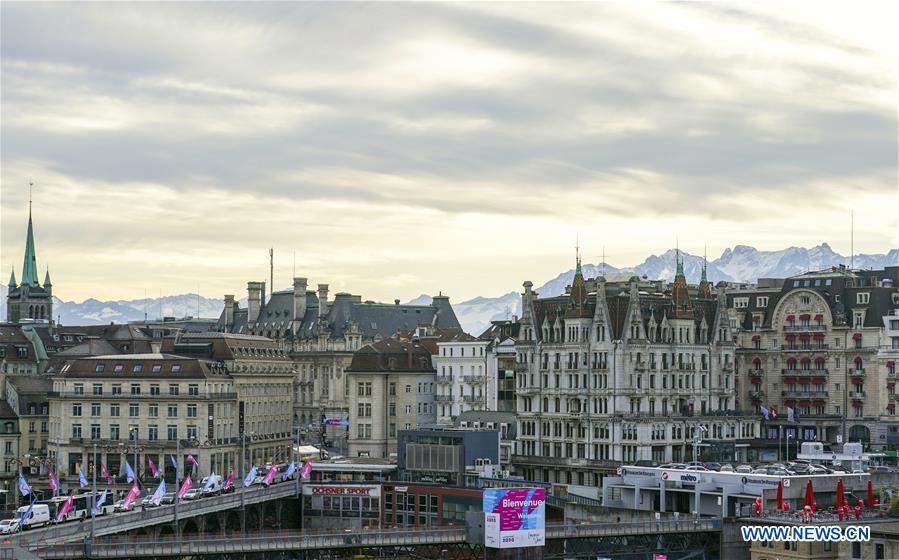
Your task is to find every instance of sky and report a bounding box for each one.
[2,2,897,304]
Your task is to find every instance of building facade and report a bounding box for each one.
[512,255,759,485]
[729,266,899,453]
[216,278,460,448]
[345,338,437,458]
[434,334,493,423]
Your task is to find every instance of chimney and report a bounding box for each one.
[317,284,329,317]
[223,295,235,330]
[293,277,308,321]
[247,281,264,324]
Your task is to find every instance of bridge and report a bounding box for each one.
[6,518,723,560]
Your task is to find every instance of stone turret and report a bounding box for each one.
[247,281,264,324]
[293,277,308,323]
[223,294,235,330]
[317,284,329,318]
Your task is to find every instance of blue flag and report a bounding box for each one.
[78,466,88,488]
[149,480,166,506]
[18,473,31,496]
[124,460,136,483]
[759,405,770,421]
[283,462,297,479]
[202,473,216,492]
[243,467,258,488]
[170,455,178,472]
[19,499,34,527]
[92,489,108,515]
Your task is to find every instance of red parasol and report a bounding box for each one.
[868,480,874,510]
[836,479,845,510]
[776,481,783,511]
[804,479,814,509]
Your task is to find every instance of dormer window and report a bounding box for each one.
[857,292,870,305]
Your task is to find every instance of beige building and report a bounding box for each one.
[346,338,437,458]
[49,353,239,480]
[730,266,899,453]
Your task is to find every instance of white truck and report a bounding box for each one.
[200,473,224,496]
[15,503,50,529]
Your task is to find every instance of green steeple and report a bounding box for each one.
[44,269,52,287]
[675,248,685,278]
[700,258,707,283]
[21,205,39,287]
[8,268,15,288]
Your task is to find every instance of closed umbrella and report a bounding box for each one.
[804,479,814,509]
[868,480,874,510]
[776,481,784,511]
[836,479,845,510]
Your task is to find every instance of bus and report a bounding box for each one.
[44,491,115,523]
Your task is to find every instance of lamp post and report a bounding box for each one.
[90,443,97,546]
[240,431,255,532]
[174,437,180,543]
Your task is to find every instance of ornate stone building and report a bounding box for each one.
[215,279,460,448]
[6,204,53,324]
[513,253,758,486]
[729,265,899,453]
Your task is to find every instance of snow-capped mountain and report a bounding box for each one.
[2,243,896,335]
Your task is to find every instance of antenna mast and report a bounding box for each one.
[850,210,854,269]
[269,247,274,303]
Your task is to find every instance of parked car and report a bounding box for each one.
[160,493,176,505]
[808,465,833,474]
[113,499,134,513]
[719,464,734,472]
[685,465,708,472]
[870,465,894,474]
[661,463,687,470]
[634,460,660,468]
[703,462,722,472]
[735,465,754,474]
[0,519,20,535]
[182,488,202,501]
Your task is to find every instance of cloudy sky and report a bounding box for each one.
[2,2,896,303]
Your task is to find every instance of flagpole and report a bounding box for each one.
[174,437,180,544]
[90,443,97,546]
[294,423,300,498]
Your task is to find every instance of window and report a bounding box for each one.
[110,404,120,417]
[72,403,82,417]
[152,364,162,373]
[389,403,396,416]
[167,426,177,441]
[169,385,180,396]
[132,364,143,373]
[150,385,160,396]
[357,403,372,417]
[187,404,197,418]
[148,404,158,418]
[92,384,103,396]
[188,384,199,396]
[95,364,105,373]
[130,384,141,395]
[733,297,749,309]
[111,384,122,395]
[357,382,372,397]
[405,385,412,393]
[91,403,101,417]
[110,424,120,440]
[72,424,82,439]
[114,364,124,373]
[148,425,158,441]
[74,384,84,395]
[171,364,182,373]
[857,292,870,304]
[168,405,178,418]
[187,426,197,440]
[757,296,769,307]
[129,403,139,417]
[91,424,101,439]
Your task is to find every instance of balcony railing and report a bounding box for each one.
[433,395,453,403]
[781,345,829,351]
[462,395,483,404]
[850,392,867,400]
[748,369,764,377]
[514,364,529,373]
[48,391,237,401]
[781,390,829,398]
[462,375,484,385]
[783,325,827,332]
[435,376,452,385]
[849,368,866,377]
[781,369,828,376]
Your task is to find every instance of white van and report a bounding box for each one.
[15,503,50,529]
[200,474,223,496]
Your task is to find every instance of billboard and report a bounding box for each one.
[483,488,545,549]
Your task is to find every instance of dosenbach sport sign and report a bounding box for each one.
[483,488,545,549]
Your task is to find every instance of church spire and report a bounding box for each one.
[21,185,39,287]
[698,246,712,298]
[701,247,708,283]
[575,236,583,277]
[8,268,16,288]
[675,247,685,279]
[44,268,52,287]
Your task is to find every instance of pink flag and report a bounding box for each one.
[122,482,141,510]
[48,467,59,492]
[101,463,113,485]
[262,465,278,485]
[300,460,313,480]
[147,457,159,478]
[177,475,193,500]
[187,454,199,468]
[223,469,235,491]
[56,494,74,522]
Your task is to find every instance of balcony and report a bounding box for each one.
[433,394,453,403]
[849,369,866,378]
[748,369,764,377]
[514,364,529,373]
[47,391,237,401]
[462,395,483,404]
[781,345,829,351]
[722,363,734,373]
[750,390,765,400]
[850,391,867,400]
[783,325,827,332]
[435,375,452,385]
[781,369,829,377]
[517,386,540,395]
[462,375,485,385]
[781,390,829,398]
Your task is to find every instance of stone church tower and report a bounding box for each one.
[6,202,53,324]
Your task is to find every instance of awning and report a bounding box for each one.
[852,378,863,385]
[889,403,896,410]
[799,334,810,341]
[813,399,826,405]
[799,314,810,321]
[799,400,810,406]
[752,335,761,341]
[813,378,826,385]
[787,357,797,364]
[888,361,896,367]
[800,357,811,363]
[753,357,761,365]
[853,333,862,340]
[785,377,797,384]
[888,383,895,389]
[814,314,823,321]
[786,314,795,321]
[815,357,825,363]
[751,377,761,384]
[852,400,863,407]
[785,334,796,341]
[854,356,863,365]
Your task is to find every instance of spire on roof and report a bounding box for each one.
[701,247,707,283]
[675,247,685,279]
[8,268,16,288]
[575,236,583,277]
[44,268,52,287]
[21,187,39,287]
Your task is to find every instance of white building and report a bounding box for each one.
[434,333,495,423]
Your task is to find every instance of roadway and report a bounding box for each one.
[11,518,723,559]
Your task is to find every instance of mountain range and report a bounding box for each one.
[2,243,896,336]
